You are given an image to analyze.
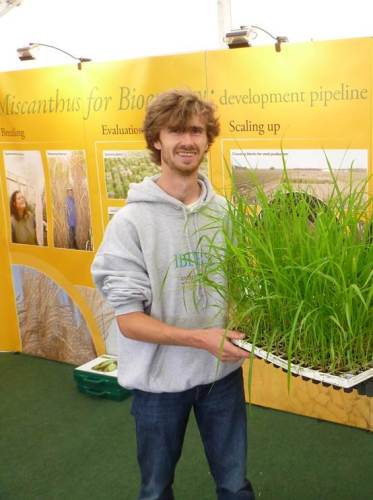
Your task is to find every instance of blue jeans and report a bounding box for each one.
[131,368,255,500]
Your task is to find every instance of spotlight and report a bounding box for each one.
[224,27,255,49]
[224,25,288,52]
[16,45,37,61]
[16,43,91,70]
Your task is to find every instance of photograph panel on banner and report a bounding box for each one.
[229,148,369,202]
[103,150,160,199]
[46,150,93,251]
[12,265,97,365]
[103,150,209,201]
[4,150,47,246]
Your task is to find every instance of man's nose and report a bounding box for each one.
[179,132,194,145]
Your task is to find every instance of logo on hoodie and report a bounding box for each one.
[174,251,208,269]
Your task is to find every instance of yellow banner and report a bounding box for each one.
[0,39,371,362]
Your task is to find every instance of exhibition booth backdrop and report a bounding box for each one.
[1,37,372,428]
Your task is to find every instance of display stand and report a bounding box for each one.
[243,358,373,431]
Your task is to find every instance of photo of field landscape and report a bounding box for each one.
[104,150,160,199]
[230,149,368,202]
[104,150,209,199]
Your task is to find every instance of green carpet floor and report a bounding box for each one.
[0,352,372,500]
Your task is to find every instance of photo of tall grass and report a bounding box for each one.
[12,265,97,365]
[47,150,92,250]
[196,159,372,385]
[104,150,209,199]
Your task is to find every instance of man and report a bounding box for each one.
[92,89,255,500]
[65,187,78,249]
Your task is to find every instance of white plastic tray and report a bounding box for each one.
[74,354,118,378]
[233,339,373,389]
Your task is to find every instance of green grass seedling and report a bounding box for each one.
[194,159,372,391]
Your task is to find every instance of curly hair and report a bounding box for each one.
[143,89,220,166]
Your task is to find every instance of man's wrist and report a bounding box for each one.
[172,327,205,349]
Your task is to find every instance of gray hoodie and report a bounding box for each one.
[91,174,242,392]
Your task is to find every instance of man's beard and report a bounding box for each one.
[162,146,205,175]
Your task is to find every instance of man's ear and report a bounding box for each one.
[154,140,161,150]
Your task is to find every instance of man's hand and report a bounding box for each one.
[200,328,250,363]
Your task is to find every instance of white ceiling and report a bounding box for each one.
[0,0,372,72]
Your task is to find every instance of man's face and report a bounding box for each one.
[154,114,209,175]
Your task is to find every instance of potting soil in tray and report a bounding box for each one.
[233,339,373,390]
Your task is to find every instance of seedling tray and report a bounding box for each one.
[74,355,131,401]
[233,339,373,391]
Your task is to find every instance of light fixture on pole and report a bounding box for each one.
[16,43,91,70]
[224,25,288,52]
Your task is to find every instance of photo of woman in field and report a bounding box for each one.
[10,190,38,245]
[4,150,47,246]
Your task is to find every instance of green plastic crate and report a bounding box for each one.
[74,355,131,401]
